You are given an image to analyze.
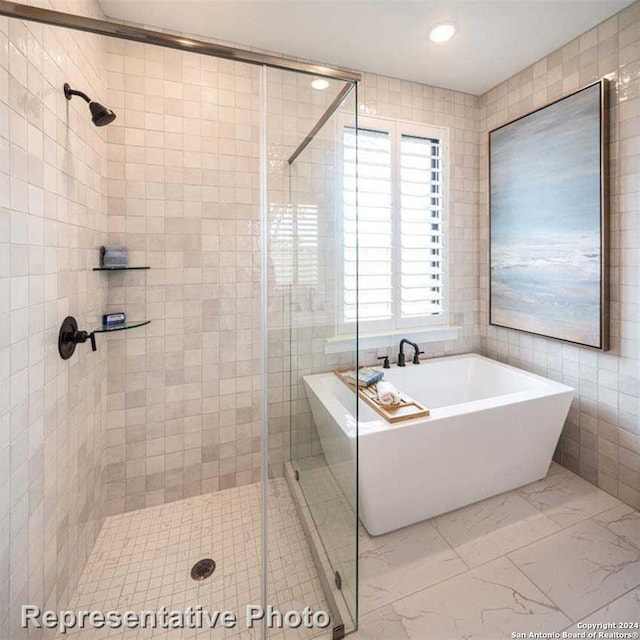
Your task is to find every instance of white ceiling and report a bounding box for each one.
[99,0,633,95]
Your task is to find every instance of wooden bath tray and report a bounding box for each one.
[335,369,430,424]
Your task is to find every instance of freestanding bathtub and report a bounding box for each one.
[304,353,574,536]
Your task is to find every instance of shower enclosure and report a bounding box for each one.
[0,3,359,638]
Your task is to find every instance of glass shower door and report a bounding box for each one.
[264,69,358,635]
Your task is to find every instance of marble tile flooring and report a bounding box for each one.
[353,462,640,640]
[57,479,328,640]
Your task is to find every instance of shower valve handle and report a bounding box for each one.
[75,330,97,352]
[58,316,97,360]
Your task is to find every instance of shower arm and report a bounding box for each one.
[63,83,91,103]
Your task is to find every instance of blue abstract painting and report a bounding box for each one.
[490,82,605,348]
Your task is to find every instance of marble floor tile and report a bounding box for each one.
[517,463,621,528]
[562,587,640,634]
[358,519,467,614]
[509,518,640,621]
[594,504,640,550]
[351,605,411,640]
[432,490,561,567]
[355,556,570,640]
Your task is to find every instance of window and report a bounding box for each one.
[341,117,448,334]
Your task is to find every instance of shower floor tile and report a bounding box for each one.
[57,479,330,639]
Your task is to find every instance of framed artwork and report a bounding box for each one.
[489,80,608,350]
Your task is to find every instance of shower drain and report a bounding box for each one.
[190,558,216,581]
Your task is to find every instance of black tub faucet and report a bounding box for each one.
[398,339,424,366]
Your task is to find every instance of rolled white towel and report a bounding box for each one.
[377,381,402,406]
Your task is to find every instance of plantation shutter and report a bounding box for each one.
[343,127,393,324]
[341,117,446,333]
[399,134,444,318]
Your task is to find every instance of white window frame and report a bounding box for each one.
[337,115,450,337]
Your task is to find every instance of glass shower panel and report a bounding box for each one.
[264,66,358,636]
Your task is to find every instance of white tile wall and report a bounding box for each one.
[103,39,263,515]
[479,2,640,510]
[0,0,109,637]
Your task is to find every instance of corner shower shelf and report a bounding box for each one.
[93,266,151,271]
[93,320,151,334]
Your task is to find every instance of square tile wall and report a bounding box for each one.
[479,2,640,509]
[0,0,110,637]
[103,39,263,515]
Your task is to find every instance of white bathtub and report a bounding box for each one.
[304,353,574,536]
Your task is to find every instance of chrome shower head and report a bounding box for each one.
[64,83,116,127]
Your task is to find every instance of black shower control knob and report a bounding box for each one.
[58,316,98,359]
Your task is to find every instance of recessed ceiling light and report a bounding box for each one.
[311,78,330,90]
[429,22,456,44]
